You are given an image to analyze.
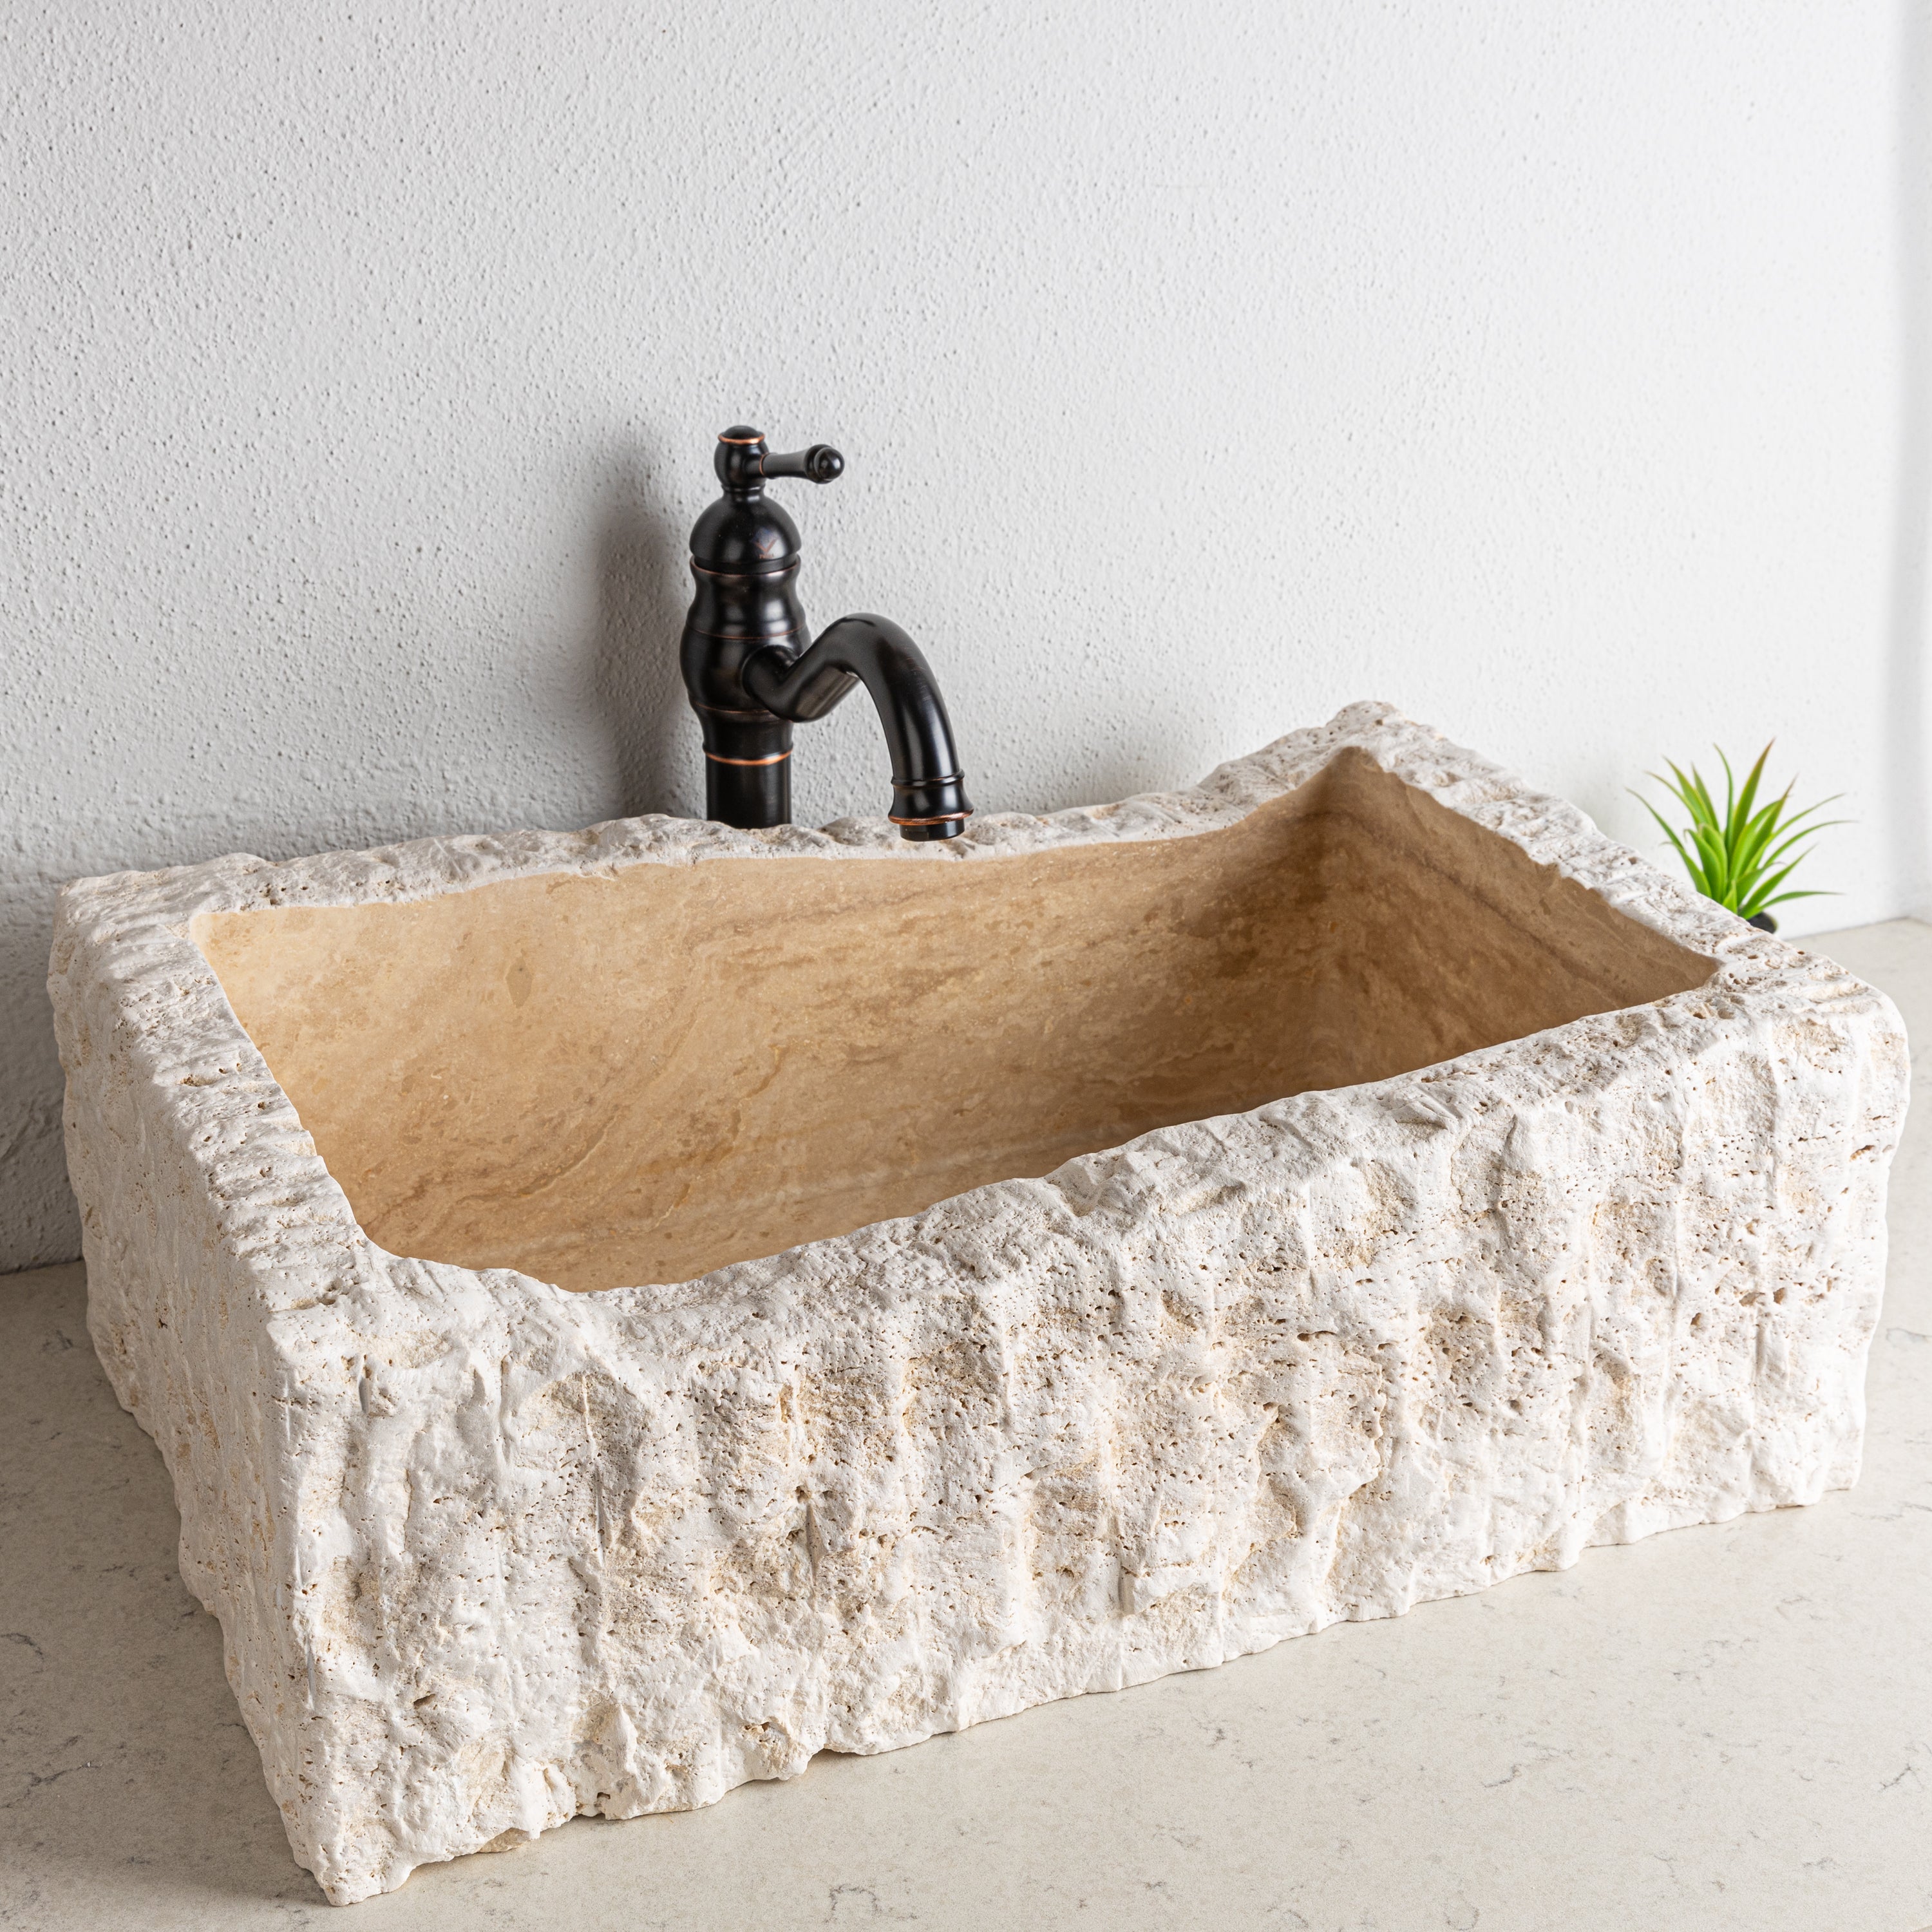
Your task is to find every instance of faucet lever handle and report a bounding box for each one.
[759,442,844,484]
[714,427,844,491]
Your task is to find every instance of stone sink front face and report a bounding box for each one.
[49,705,1907,1903]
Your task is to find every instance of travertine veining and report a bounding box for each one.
[47,705,1908,1903]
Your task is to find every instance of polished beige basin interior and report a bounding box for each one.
[193,750,1713,1292]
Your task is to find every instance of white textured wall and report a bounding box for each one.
[3,3,1924,1273]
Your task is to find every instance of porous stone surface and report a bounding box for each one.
[48,705,1908,1904]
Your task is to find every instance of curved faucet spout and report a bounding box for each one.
[743,614,974,840]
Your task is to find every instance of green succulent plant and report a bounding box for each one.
[1632,745,1842,925]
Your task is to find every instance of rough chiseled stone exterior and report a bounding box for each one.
[48,706,1907,1903]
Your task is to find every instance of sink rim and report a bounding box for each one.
[55,699,1789,1314]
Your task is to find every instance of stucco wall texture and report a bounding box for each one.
[2,2,1926,1274]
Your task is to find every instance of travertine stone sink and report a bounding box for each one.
[49,704,1907,1904]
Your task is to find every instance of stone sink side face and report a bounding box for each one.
[47,704,1908,1904]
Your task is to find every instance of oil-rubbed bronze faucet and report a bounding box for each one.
[678,426,974,842]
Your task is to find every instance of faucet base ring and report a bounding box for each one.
[890,811,971,842]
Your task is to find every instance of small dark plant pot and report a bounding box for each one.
[1747,911,1778,934]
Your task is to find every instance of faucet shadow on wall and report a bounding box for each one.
[591,459,703,822]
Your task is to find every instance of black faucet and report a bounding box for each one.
[678,426,974,842]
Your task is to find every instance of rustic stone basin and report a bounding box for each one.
[48,703,1906,1902]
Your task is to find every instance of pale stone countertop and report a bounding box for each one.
[3,918,1929,1932]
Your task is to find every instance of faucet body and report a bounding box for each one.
[678,427,972,842]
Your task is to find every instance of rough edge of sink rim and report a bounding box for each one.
[52,696,1858,1313]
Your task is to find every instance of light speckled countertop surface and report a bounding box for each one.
[5,919,1931,1932]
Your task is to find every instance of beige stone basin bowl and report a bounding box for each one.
[48,703,1907,1902]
